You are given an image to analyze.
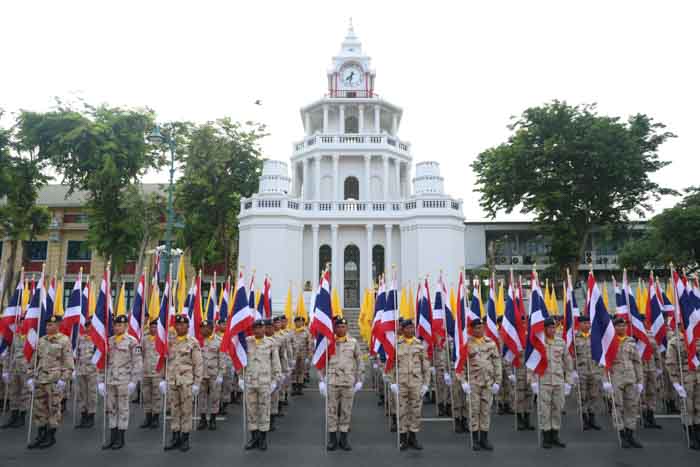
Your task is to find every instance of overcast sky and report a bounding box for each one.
[2,0,698,221]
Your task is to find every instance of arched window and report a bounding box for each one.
[344,176,359,200]
[319,245,332,278]
[372,245,385,283]
[345,116,359,134]
[344,245,360,308]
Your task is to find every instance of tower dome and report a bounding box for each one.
[258,159,291,195]
[412,161,445,196]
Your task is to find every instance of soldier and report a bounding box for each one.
[434,336,451,417]
[279,315,295,405]
[216,318,235,414]
[74,318,97,429]
[99,314,143,450]
[27,315,74,449]
[291,316,311,396]
[162,314,203,452]
[139,320,162,429]
[390,319,430,451]
[320,317,363,451]
[530,317,572,449]
[442,336,468,433]
[641,327,663,429]
[1,320,29,429]
[241,319,282,451]
[666,325,700,450]
[198,320,223,431]
[515,316,535,431]
[573,316,602,430]
[265,318,287,430]
[459,318,502,451]
[496,316,514,416]
[605,316,644,448]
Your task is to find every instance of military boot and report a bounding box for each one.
[39,428,57,449]
[245,431,259,450]
[551,430,566,448]
[27,425,47,449]
[408,432,423,450]
[626,428,643,448]
[140,413,152,429]
[258,431,268,451]
[472,431,481,451]
[588,411,601,430]
[150,413,159,429]
[339,431,352,451]
[326,432,338,451]
[164,431,181,450]
[179,432,190,452]
[480,431,494,450]
[102,427,117,449]
[1,410,18,429]
[112,430,125,450]
[197,414,208,430]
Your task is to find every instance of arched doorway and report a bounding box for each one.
[319,245,331,279]
[344,245,360,308]
[372,245,385,284]
[344,176,359,200]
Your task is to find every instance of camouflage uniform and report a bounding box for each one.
[292,327,312,385]
[167,335,203,433]
[269,332,288,417]
[141,333,163,416]
[75,333,97,416]
[441,338,467,425]
[243,336,282,432]
[218,330,234,405]
[30,332,74,428]
[100,333,142,430]
[514,350,534,420]
[434,341,450,415]
[666,334,700,425]
[532,336,572,431]
[461,336,501,433]
[6,335,30,412]
[499,359,514,413]
[574,331,602,415]
[325,335,362,433]
[396,337,430,434]
[610,334,643,443]
[641,332,661,413]
[199,334,223,416]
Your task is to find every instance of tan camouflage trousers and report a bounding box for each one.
[327,384,354,432]
[398,384,422,434]
[469,384,493,431]
[499,368,513,404]
[451,378,467,418]
[579,373,602,413]
[222,373,232,404]
[642,370,659,411]
[293,356,305,384]
[271,386,280,415]
[613,382,640,430]
[514,368,533,412]
[538,383,564,431]
[141,376,161,414]
[107,384,130,429]
[7,373,29,411]
[246,386,271,432]
[169,385,194,433]
[682,374,700,424]
[199,378,221,415]
[33,383,63,428]
[77,374,97,414]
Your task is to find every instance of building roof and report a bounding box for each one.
[36,184,166,208]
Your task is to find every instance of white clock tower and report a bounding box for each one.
[238,23,465,313]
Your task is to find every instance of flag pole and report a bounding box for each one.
[466,275,475,450]
[72,269,83,427]
[509,269,519,432]
[669,263,691,448]
[101,262,111,448]
[162,358,168,449]
[443,273,456,432]
[241,367,247,449]
[26,264,46,446]
[531,267,542,448]
[391,267,400,449]
[567,270,584,432]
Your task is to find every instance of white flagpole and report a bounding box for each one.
[669,263,691,449]
[26,265,45,446]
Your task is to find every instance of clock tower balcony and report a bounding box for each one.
[292,133,410,158]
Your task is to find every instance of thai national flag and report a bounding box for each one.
[674,272,700,370]
[416,278,433,354]
[588,271,618,369]
[616,272,653,362]
[502,275,523,367]
[370,277,386,356]
[81,282,90,330]
[442,280,456,361]
[563,277,579,356]
[89,271,113,369]
[0,273,23,354]
[525,271,550,375]
[128,273,146,342]
[248,273,262,321]
[485,277,500,350]
[516,278,527,346]
[261,276,271,319]
[155,274,170,372]
[221,271,253,371]
[433,273,447,346]
[382,277,399,371]
[646,276,667,352]
[23,271,48,362]
[310,270,335,370]
[218,279,230,323]
[62,276,83,351]
[454,272,468,373]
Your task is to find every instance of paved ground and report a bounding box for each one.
[1,383,698,467]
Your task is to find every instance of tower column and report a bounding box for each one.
[385,224,393,283]
[374,105,381,133]
[392,113,398,135]
[383,155,389,201]
[364,155,371,200]
[339,105,345,134]
[394,158,401,200]
[366,224,374,291]
[304,112,311,136]
[323,104,329,133]
[333,154,340,201]
[331,224,339,289]
[302,158,310,200]
[358,105,364,133]
[315,154,322,200]
[312,224,320,283]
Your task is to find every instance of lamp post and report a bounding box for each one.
[148,124,177,275]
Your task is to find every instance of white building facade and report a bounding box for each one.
[238,25,465,311]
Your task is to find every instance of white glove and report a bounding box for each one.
[564,383,572,396]
[98,382,106,396]
[26,378,34,391]
[270,382,277,393]
[71,370,77,380]
[353,381,363,393]
[673,382,687,399]
[192,384,200,396]
[372,363,378,370]
[319,381,327,397]
[55,379,66,391]
[382,374,389,383]
[215,376,224,385]
[304,358,310,365]
[462,382,471,394]
[602,381,613,394]
[531,382,539,394]
[655,368,663,377]
[390,383,399,395]
[508,374,516,384]
[491,383,500,395]
[430,367,436,376]
[1,372,9,384]
[635,383,644,395]
[159,380,168,394]
[127,382,137,395]
[420,384,429,397]
[238,379,245,391]
[443,373,452,385]
[571,371,579,384]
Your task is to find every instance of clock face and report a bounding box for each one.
[341,65,364,89]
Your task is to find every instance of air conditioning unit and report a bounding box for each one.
[584,251,593,264]
[598,255,617,265]
[523,255,534,265]
[497,256,509,265]
[511,256,523,265]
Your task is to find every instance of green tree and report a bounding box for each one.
[17,103,161,281]
[176,118,265,274]
[121,184,166,279]
[471,101,676,280]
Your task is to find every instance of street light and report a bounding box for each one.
[148,124,177,277]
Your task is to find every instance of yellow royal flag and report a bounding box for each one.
[544,279,552,310]
[358,290,370,343]
[148,283,160,321]
[408,285,416,319]
[331,286,343,318]
[255,290,261,310]
[21,280,30,311]
[399,287,412,320]
[88,280,96,317]
[496,281,505,317]
[449,287,457,317]
[549,282,559,315]
[116,283,127,317]
[295,287,308,322]
[176,258,187,314]
[284,283,293,323]
[602,281,610,311]
[665,281,675,305]
[637,279,648,314]
[54,280,64,316]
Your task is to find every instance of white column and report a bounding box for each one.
[382,155,389,200]
[312,224,320,283]
[304,112,311,136]
[358,105,364,133]
[366,224,374,290]
[339,105,345,134]
[374,105,381,133]
[323,104,329,133]
[315,154,322,200]
[364,155,371,200]
[399,225,406,285]
[394,158,401,200]
[332,154,340,201]
[331,224,339,289]
[385,224,393,281]
[392,113,398,135]
[302,158,310,200]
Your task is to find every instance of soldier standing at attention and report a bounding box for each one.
[665,322,700,450]
[391,319,430,451]
[99,314,143,450]
[291,316,311,396]
[217,318,235,413]
[163,314,203,452]
[319,317,363,451]
[265,318,286,430]
[27,315,74,449]
[573,316,602,430]
[641,326,663,429]
[459,318,502,451]
[198,320,223,431]
[515,316,535,431]
[1,318,29,429]
[139,320,162,429]
[242,319,282,451]
[531,317,572,449]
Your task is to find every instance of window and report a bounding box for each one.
[344,176,359,200]
[345,116,359,133]
[67,241,91,261]
[24,241,47,261]
[372,245,385,283]
[319,245,332,278]
[344,245,360,308]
